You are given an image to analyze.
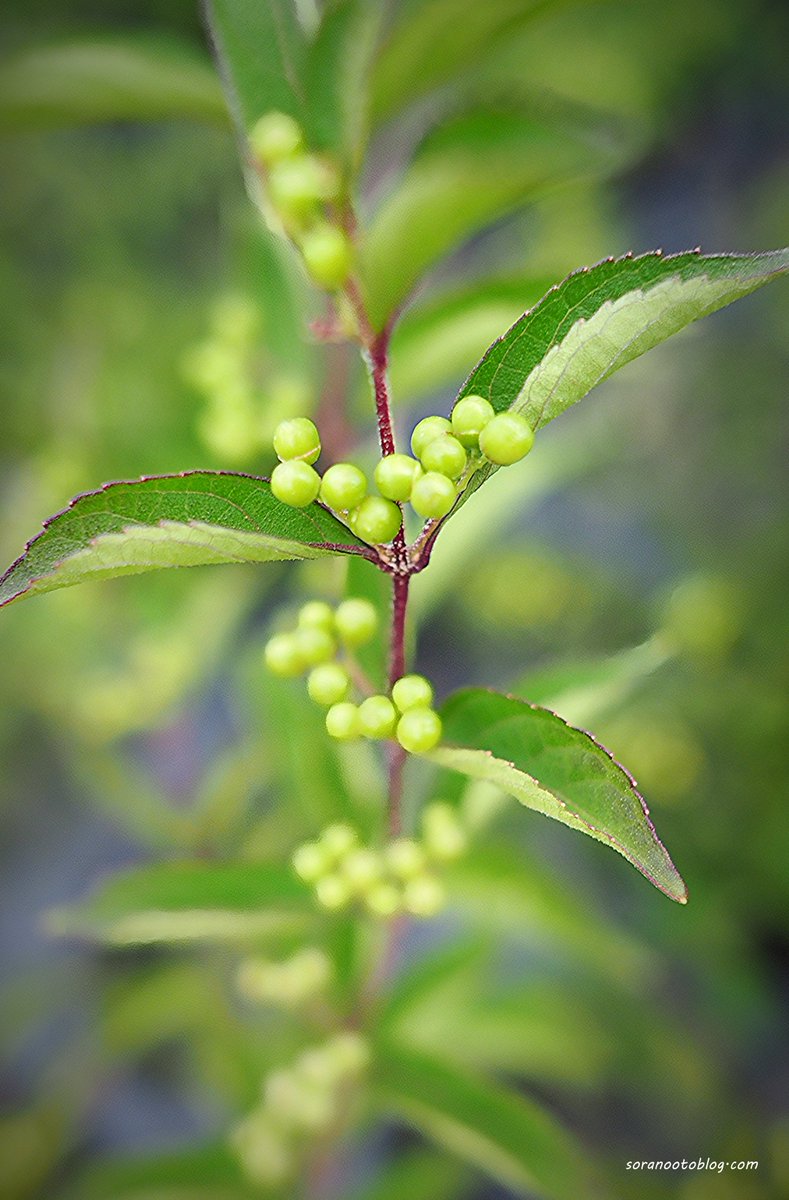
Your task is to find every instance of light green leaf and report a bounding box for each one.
[429,687,687,902]
[374,1042,592,1199]
[351,1149,465,1200]
[0,471,372,608]
[0,37,228,130]
[205,0,307,130]
[47,861,311,946]
[303,0,382,165]
[362,108,608,330]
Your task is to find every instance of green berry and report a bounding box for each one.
[327,1031,371,1076]
[249,112,304,165]
[321,823,358,858]
[410,471,457,519]
[264,632,306,677]
[307,663,350,706]
[271,460,321,507]
[374,453,421,502]
[319,462,367,511]
[292,840,329,882]
[391,673,434,713]
[293,626,336,666]
[350,496,402,545]
[273,416,321,464]
[396,707,442,753]
[301,224,353,290]
[358,694,398,739]
[335,598,377,646]
[419,433,467,479]
[411,415,452,459]
[478,411,535,465]
[268,156,334,221]
[315,873,352,910]
[325,701,361,740]
[285,948,333,996]
[385,837,426,879]
[366,881,402,918]
[451,394,495,447]
[403,874,446,917]
[298,600,335,633]
[423,809,467,861]
[341,848,383,893]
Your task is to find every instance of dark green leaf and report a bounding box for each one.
[303,0,382,164]
[430,688,687,902]
[0,37,227,130]
[47,861,311,945]
[0,471,372,609]
[374,1041,592,1199]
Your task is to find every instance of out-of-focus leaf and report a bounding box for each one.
[47,861,312,946]
[205,0,307,130]
[345,552,391,689]
[374,1042,593,1199]
[362,109,608,329]
[352,1149,466,1200]
[303,0,382,165]
[430,688,687,902]
[388,275,553,401]
[0,1105,66,1200]
[0,37,228,130]
[0,471,372,609]
[71,1142,251,1200]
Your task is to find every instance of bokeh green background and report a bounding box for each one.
[0,1,787,1197]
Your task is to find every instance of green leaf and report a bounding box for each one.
[303,0,382,165]
[362,108,607,330]
[47,861,311,946]
[374,1041,592,1199]
[0,470,372,609]
[205,0,307,131]
[0,36,228,130]
[71,1142,250,1200]
[351,1149,465,1200]
[429,687,687,902]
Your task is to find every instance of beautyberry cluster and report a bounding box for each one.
[249,111,352,291]
[292,806,468,919]
[232,1030,369,1185]
[237,947,332,1010]
[268,398,535,541]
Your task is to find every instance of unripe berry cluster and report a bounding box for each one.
[249,111,352,291]
[268,399,535,537]
[292,806,468,919]
[237,947,332,1010]
[232,1030,369,1186]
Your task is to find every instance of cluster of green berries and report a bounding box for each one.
[249,111,352,291]
[237,946,332,1010]
[268,398,535,541]
[232,1030,369,1186]
[264,599,443,754]
[292,807,468,919]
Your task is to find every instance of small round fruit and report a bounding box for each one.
[366,881,401,918]
[451,394,495,447]
[385,837,426,879]
[350,496,402,545]
[478,411,535,465]
[268,156,331,220]
[315,873,352,910]
[325,701,360,741]
[301,225,353,290]
[391,674,434,713]
[292,841,329,882]
[264,632,306,677]
[374,453,421,502]
[271,460,321,507]
[423,809,467,861]
[396,707,443,753]
[328,1031,371,1076]
[358,695,398,740]
[307,663,350,706]
[320,462,367,511]
[335,598,377,646]
[249,112,304,165]
[403,874,445,917]
[419,433,467,480]
[298,600,335,632]
[410,471,457,519]
[294,626,336,666]
[273,416,321,463]
[411,415,451,459]
[342,848,383,892]
[320,823,358,858]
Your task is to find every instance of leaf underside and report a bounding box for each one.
[0,470,369,608]
[429,688,687,903]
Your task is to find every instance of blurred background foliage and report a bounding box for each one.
[0,0,787,1197]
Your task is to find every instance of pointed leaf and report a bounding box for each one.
[0,470,371,608]
[429,687,687,902]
